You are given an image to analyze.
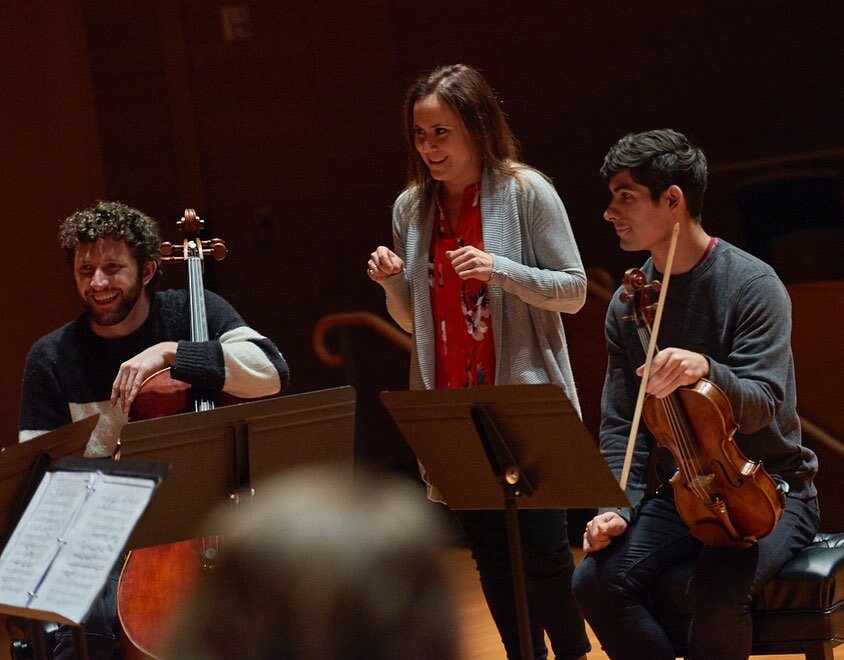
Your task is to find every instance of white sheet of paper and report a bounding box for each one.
[0,470,155,623]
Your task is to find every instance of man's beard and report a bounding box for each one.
[86,276,144,328]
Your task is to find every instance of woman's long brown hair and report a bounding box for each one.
[401,64,521,221]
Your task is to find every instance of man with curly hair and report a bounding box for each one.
[18,200,289,657]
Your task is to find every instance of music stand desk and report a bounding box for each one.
[118,386,356,549]
[381,384,628,659]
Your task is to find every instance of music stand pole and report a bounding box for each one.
[471,404,534,660]
[26,619,49,660]
[71,625,89,660]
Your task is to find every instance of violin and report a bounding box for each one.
[621,265,784,548]
[117,209,228,659]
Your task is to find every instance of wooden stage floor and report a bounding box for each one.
[447,546,843,660]
[0,547,838,658]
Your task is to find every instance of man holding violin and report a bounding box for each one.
[572,129,819,659]
[18,200,289,657]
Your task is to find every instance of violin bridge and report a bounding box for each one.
[688,473,715,491]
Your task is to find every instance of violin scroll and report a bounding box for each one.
[620,268,661,326]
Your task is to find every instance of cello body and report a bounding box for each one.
[118,538,218,660]
[117,210,230,659]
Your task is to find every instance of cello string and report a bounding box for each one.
[187,243,213,411]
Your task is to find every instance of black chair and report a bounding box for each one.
[651,533,844,660]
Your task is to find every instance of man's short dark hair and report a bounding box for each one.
[600,129,708,220]
[59,200,162,286]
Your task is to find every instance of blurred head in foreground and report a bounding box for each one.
[168,464,457,660]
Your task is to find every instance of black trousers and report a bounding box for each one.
[454,508,590,660]
[572,489,819,660]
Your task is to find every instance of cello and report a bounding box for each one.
[618,225,784,549]
[116,209,229,659]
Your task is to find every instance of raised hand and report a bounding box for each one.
[446,245,493,282]
[367,246,405,283]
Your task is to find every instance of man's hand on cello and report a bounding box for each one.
[111,341,178,413]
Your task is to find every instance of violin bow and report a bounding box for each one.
[619,222,680,492]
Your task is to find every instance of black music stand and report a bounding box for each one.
[0,455,167,660]
[117,386,356,549]
[381,384,629,660]
[0,416,99,659]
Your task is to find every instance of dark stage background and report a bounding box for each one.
[2,1,842,522]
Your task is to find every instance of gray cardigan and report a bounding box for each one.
[382,166,586,415]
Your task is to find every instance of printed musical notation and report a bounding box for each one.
[0,470,155,624]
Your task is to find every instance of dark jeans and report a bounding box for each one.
[571,489,820,660]
[454,508,590,660]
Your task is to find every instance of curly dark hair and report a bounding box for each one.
[59,200,162,286]
[600,129,708,221]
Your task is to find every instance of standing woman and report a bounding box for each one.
[367,64,589,659]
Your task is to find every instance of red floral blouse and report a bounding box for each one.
[429,182,496,389]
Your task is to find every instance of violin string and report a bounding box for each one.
[636,326,711,503]
[635,326,692,485]
[659,391,702,499]
[663,392,713,503]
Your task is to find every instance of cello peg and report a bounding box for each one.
[207,238,227,261]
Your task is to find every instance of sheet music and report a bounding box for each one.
[0,470,155,623]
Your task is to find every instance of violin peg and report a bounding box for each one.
[208,239,227,261]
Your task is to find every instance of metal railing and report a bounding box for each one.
[310,270,844,458]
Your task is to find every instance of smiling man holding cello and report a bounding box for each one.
[18,200,289,658]
[571,129,819,660]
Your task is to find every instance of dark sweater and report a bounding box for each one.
[20,289,289,455]
[600,239,817,518]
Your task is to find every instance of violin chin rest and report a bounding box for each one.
[690,521,756,549]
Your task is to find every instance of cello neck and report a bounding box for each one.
[187,248,209,344]
[174,209,218,411]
